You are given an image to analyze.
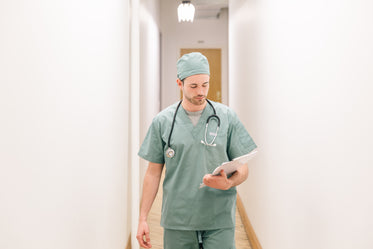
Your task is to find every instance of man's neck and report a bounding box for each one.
[181,99,207,112]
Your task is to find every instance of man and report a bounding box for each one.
[136,52,257,249]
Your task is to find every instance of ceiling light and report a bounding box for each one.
[178,1,195,22]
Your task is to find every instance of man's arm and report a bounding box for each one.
[203,163,249,190]
[136,162,164,248]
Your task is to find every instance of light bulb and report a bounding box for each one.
[177,1,195,22]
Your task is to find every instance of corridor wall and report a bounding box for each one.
[229,0,373,249]
[139,0,161,195]
[0,1,131,248]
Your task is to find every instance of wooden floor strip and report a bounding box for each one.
[126,233,131,249]
[236,194,262,249]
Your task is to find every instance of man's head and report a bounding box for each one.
[176,52,210,106]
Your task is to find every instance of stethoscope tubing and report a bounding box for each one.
[166,99,220,158]
[167,100,182,149]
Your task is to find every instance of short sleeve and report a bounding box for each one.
[138,118,165,164]
[227,111,257,160]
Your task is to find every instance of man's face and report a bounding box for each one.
[179,74,210,106]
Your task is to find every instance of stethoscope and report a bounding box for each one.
[165,99,220,158]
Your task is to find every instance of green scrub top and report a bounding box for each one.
[138,101,257,231]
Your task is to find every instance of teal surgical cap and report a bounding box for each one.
[177,52,210,80]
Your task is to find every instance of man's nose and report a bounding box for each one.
[197,87,205,95]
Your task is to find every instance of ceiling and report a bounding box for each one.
[190,0,229,19]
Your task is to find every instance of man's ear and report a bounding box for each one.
[176,78,183,89]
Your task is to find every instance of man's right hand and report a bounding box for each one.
[136,220,152,248]
[136,162,164,248]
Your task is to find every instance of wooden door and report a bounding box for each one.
[180,49,222,103]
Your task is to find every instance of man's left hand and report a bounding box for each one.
[203,170,232,190]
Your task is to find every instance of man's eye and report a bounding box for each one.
[191,86,197,88]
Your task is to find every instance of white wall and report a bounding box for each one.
[160,0,229,108]
[0,1,130,249]
[139,0,161,187]
[128,1,162,248]
[230,0,373,249]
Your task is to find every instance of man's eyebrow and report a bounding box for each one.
[188,82,209,85]
[189,82,209,84]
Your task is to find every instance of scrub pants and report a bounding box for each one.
[164,228,236,249]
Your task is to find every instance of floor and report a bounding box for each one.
[144,175,252,249]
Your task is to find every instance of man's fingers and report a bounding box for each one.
[220,169,227,178]
[137,236,151,248]
[203,174,211,184]
[136,234,144,243]
[136,231,151,248]
[136,235,145,247]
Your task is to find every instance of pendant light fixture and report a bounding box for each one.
[177,1,195,22]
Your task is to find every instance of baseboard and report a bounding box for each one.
[236,193,262,249]
[126,233,131,249]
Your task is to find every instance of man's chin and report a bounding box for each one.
[193,98,205,105]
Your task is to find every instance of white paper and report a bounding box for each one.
[199,149,258,188]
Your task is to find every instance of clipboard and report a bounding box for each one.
[199,149,258,188]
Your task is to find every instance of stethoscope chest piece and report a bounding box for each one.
[166,147,175,158]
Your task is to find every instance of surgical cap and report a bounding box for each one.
[177,52,210,80]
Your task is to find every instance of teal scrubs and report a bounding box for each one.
[138,101,257,231]
[164,228,235,249]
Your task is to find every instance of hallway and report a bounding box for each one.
[1,0,373,249]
